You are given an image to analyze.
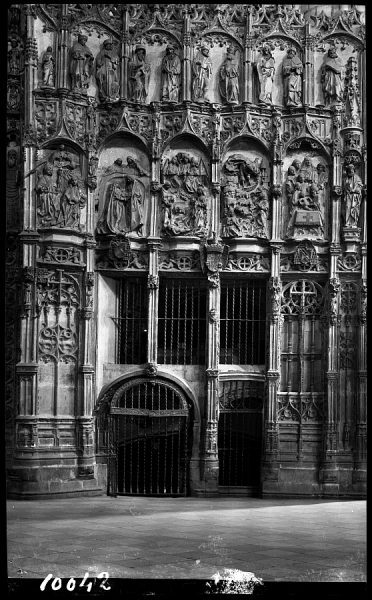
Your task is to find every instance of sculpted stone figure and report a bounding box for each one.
[219,47,239,105]
[321,47,344,106]
[161,45,181,102]
[96,39,120,102]
[282,47,303,106]
[36,163,58,226]
[192,45,212,103]
[129,45,151,103]
[59,175,87,229]
[69,34,94,93]
[8,39,21,75]
[41,46,55,88]
[343,164,363,228]
[256,45,275,104]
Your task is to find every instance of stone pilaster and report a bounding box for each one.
[147,237,161,366]
[57,5,70,92]
[303,24,314,107]
[182,8,192,102]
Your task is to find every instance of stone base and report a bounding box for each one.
[7,464,104,499]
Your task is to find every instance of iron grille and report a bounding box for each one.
[220,279,266,364]
[218,380,263,487]
[119,277,147,364]
[157,278,207,364]
[109,381,191,496]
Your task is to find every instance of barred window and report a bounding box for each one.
[119,277,148,364]
[158,278,207,365]
[220,279,266,364]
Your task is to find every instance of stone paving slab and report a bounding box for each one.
[7,496,366,582]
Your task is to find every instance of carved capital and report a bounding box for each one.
[147,274,159,289]
[145,363,158,377]
[206,368,219,379]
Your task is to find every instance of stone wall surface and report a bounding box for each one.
[6,4,366,498]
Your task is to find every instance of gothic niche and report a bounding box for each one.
[161,150,210,237]
[35,144,87,231]
[342,160,363,239]
[221,148,270,239]
[39,45,55,89]
[95,38,120,103]
[284,153,328,241]
[96,143,150,237]
[69,33,94,94]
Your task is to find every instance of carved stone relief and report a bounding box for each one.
[284,153,328,241]
[96,153,149,237]
[95,38,120,102]
[40,46,55,88]
[35,145,87,231]
[161,150,210,237]
[128,45,151,103]
[342,163,363,232]
[192,44,212,103]
[221,149,270,239]
[161,45,181,103]
[69,33,94,94]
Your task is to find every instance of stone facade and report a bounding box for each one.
[6,4,366,498]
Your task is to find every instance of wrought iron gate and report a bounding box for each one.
[218,380,264,488]
[107,379,191,496]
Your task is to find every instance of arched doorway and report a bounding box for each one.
[106,378,192,496]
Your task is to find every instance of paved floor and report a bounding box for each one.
[7,496,366,582]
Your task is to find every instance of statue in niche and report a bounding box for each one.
[97,156,148,236]
[192,44,212,103]
[285,157,327,240]
[128,45,151,103]
[35,146,86,230]
[221,154,270,239]
[95,39,120,102]
[161,45,181,102]
[41,46,55,88]
[255,44,275,104]
[343,164,363,228]
[8,39,21,75]
[7,82,20,112]
[161,152,209,237]
[69,33,94,93]
[219,46,239,105]
[321,47,344,106]
[282,47,303,106]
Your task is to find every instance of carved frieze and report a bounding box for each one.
[225,253,270,272]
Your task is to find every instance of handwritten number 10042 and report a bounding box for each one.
[40,572,111,592]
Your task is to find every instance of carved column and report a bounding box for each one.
[182,8,192,102]
[57,5,70,91]
[353,279,366,490]
[202,277,220,491]
[303,25,314,107]
[147,238,161,367]
[121,6,129,100]
[243,9,254,104]
[262,270,282,491]
[320,276,341,493]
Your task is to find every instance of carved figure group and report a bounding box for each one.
[95,39,120,102]
[282,47,303,106]
[192,45,212,102]
[161,152,209,236]
[97,156,148,236]
[161,45,181,102]
[69,34,94,93]
[128,45,151,103]
[219,47,239,104]
[321,47,344,106]
[343,164,363,228]
[35,146,86,230]
[221,154,269,239]
[285,157,327,239]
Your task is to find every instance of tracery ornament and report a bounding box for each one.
[161,153,210,237]
[344,56,361,127]
[281,280,324,317]
[339,332,356,369]
[277,396,323,422]
[337,252,361,272]
[36,270,80,313]
[159,251,201,271]
[221,154,270,239]
[38,324,78,364]
[225,253,270,272]
[340,281,358,316]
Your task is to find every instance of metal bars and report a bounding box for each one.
[118,277,148,364]
[110,381,190,496]
[220,279,266,364]
[158,278,207,364]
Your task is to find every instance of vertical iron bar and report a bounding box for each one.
[190,283,194,364]
[164,283,168,363]
[170,281,174,364]
[251,284,255,364]
[176,281,181,364]
[231,284,235,364]
[245,283,249,364]
[238,283,242,364]
[183,282,187,365]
